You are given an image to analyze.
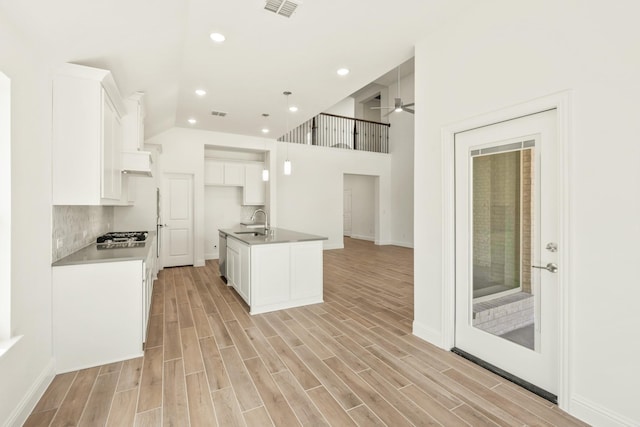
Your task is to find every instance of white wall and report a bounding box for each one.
[353,84,387,122]
[277,142,391,249]
[0,12,55,425]
[388,72,414,248]
[413,1,640,425]
[343,174,376,240]
[324,97,355,117]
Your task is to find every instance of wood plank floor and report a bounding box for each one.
[25,238,588,426]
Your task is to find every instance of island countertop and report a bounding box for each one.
[220,226,327,246]
[52,231,157,267]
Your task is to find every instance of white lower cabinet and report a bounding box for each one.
[52,245,157,373]
[251,244,290,307]
[250,241,323,314]
[227,236,250,303]
[225,237,324,315]
[243,163,266,205]
[142,235,157,341]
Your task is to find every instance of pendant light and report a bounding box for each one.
[261,113,270,181]
[283,91,292,175]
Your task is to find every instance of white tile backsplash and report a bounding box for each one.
[52,205,114,262]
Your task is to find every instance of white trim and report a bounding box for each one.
[570,395,638,427]
[0,71,11,341]
[440,91,572,410]
[323,242,344,250]
[349,234,374,242]
[412,320,444,348]
[2,357,55,427]
[374,239,393,246]
[388,240,414,249]
[0,335,21,359]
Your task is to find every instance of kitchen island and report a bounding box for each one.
[219,227,327,315]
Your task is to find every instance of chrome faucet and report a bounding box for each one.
[251,209,269,230]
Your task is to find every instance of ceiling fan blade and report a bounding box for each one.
[370,106,393,110]
[402,107,415,114]
[402,102,415,108]
[383,109,395,117]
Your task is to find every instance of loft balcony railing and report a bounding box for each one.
[278,113,390,154]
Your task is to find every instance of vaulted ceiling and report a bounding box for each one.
[0,0,476,139]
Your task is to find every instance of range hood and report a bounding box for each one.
[122,151,153,176]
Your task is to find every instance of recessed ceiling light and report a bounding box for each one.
[188,118,197,124]
[209,32,226,43]
[289,106,298,112]
[261,128,270,134]
[195,89,206,96]
[337,68,350,76]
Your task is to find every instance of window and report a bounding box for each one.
[0,71,11,344]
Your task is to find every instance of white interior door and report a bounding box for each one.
[343,189,352,236]
[454,110,559,396]
[162,173,194,267]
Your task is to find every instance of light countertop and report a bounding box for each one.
[220,226,327,246]
[52,231,156,267]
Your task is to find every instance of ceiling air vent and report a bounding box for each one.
[264,0,301,18]
[211,110,227,117]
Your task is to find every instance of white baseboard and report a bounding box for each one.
[204,252,219,261]
[570,394,638,427]
[323,242,344,250]
[4,358,55,427]
[389,240,414,248]
[412,321,445,350]
[350,234,374,242]
[194,259,205,267]
[375,239,393,246]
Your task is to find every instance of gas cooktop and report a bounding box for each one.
[96,231,148,249]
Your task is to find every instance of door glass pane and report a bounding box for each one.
[471,148,536,350]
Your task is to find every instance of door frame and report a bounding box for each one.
[441,91,572,409]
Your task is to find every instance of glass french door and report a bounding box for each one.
[454,110,559,396]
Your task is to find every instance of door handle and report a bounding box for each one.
[532,263,558,273]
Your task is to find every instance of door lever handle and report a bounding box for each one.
[532,263,558,273]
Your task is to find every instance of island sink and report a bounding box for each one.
[234,231,265,236]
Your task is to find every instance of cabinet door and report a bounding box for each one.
[244,163,266,205]
[102,94,115,199]
[251,244,290,306]
[224,163,245,186]
[238,242,251,303]
[112,112,123,198]
[290,242,323,300]
[227,245,239,289]
[204,160,224,185]
[101,93,122,200]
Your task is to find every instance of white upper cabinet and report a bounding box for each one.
[52,63,128,205]
[121,92,153,176]
[243,163,266,205]
[204,160,225,185]
[122,92,145,152]
[204,159,245,186]
[224,163,245,186]
[101,93,122,200]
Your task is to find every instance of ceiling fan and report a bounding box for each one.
[371,66,414,116]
